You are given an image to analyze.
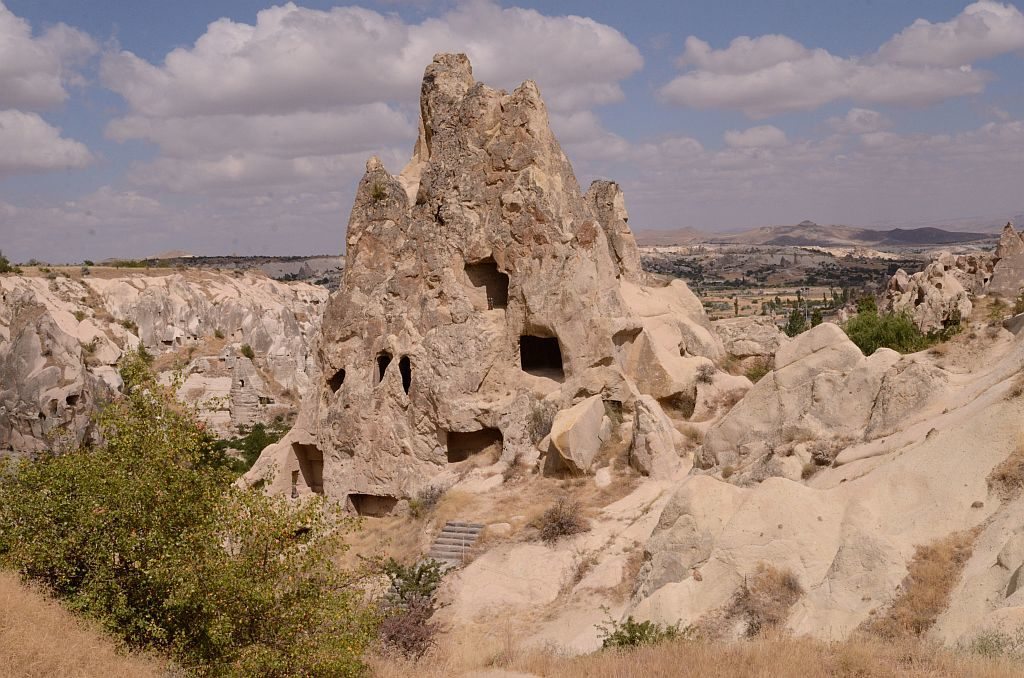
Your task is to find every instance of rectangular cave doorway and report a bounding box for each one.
[520,335,565,380]
[291,443,324,496]
[348,493,399,517]
[465,258,509,310]
[446,428,504,463]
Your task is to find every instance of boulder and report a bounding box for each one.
[630,395,680,478]
[548,395,610,474]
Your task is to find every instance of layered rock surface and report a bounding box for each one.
[247,54,732,505]
[0,271,325,453]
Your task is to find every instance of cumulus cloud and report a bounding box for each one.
[724,125,787,148]
[0,1,97,110]
[99,0,641,115]
[0,110,94,178]
[101,0,642,192]
[658,2,1024,117]
[877,1,1024,67]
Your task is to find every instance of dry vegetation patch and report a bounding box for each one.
[988,436,1024,500]
[862,528,980,639]
[372,634,1024,678]
[699,563,804,638]
[0,571,167,678]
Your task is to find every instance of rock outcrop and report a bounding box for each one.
[884,255,977,333]
[989,222,1024,299]
[247,54,729,507]
[0,271,325,454]
[697,322,949,483]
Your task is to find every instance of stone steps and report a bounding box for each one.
[426,521,484,568]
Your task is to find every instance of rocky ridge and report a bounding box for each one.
[0,270,325,453]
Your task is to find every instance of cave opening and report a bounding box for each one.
[446,428,504,463]
[465,258,509,310]
[399,356,412,394]
[376,352,392,384]
[520,335,564,379]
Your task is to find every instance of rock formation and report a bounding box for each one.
[990,222,1024,299]
[0,271,325,454]
[247,54,731,507]
[885,223,1024,332]
[884,255,979,333]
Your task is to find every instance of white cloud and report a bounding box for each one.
[724,125,787,148]
[0,1,97,110]
[101,1,641,116]
[827,108,892,134]
[658,3,1024,117]
[0,110,93,178]
[877,1,1024,67]
[101,1,642,193]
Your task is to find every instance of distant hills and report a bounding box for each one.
[635,220,997,248]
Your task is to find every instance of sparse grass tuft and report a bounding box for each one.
[240,343,256,360]
[988,437,1024,499]
[696,363,715,384]
[862,528,980,639]
[729,564,804,637]
[534,496,589,544]
[409,485,446,519]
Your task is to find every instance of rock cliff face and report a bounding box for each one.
[0,271,325,454]
[248,54,731,506]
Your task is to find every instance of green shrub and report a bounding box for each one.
[73,310,86,322]
[240,344,255,360]
[784,308,807,337]
[118,318,139,335]
[408,485,445,518]
[0,251,12,274]
[597,615,684,649]
[1015,293,1024,316]
[212,420,289,474]
[382,558,445,606]
[214,328,225,339]
[370,182,387,202]
[744,358,771,383]
[843,308,936,355]
[696,363,715,384]
[0,350,377,676]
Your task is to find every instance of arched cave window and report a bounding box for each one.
[328,368,346,393]
[465,257,509,310]
[399,356,412,394]
[376,352,392,384]
[520,335,564,379]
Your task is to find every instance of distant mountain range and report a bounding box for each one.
[635,220,999,248]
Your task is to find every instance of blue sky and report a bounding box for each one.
[2,0,1023,261]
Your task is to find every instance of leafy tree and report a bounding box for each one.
[0,251,12,274]
[811,308,823,327]
[0,349,377,676]
[784,308,807,337]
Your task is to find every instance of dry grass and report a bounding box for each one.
[697,563,803,639]
[371,634,1024,678]
[1005,372,1024,401]
[862,528,980,639]
[0,571,167,678]
[988,436,1024,500]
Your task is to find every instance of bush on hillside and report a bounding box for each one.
[842,298,958,356]
[535,497,590,544]
[0,251,13,274]
[0,347,377,676]
[598,615,685,649]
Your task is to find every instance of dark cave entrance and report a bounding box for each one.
[520,335,564,379]
[446,428,504,463]
[465,258,509,310]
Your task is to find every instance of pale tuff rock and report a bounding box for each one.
[990,222,1024,298]
[884,257,974,334]
[884,223,1024,332]
[713,316,788,360]
[697,322,948,479]
[247,54,725,505]
[0,271,325,453]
